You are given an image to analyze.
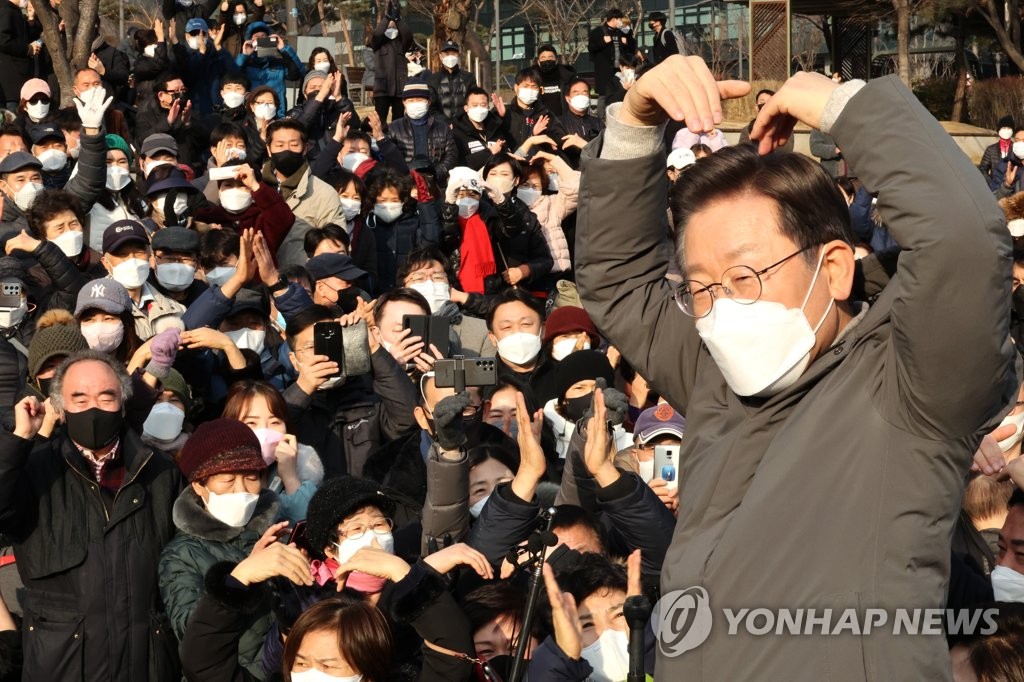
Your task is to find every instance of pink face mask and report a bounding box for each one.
[344,571,388,593]
[251,427,284,464]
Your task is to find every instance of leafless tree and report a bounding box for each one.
[512,0,600,64]
[30,0,99,106]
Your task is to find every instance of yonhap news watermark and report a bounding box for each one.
[651,587,1000,656]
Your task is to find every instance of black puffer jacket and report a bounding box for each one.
[370,15,413,98]
[387,114,458,185]
[426,66,476,122]
[452,111,509,170]
[0,427,182,681]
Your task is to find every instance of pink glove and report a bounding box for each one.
[146,328,181,378]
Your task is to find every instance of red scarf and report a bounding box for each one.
[458,213,496,294]
[1001,138,1012,156]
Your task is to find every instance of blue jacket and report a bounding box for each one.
[235,25,304,116]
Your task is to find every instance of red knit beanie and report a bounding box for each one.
[177,418,266,482]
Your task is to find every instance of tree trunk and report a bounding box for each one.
[893,0,912,86]
[952,12,968,122]
[338,8,356,66]
[73,0,100,73]
[30,0,75,106]
[463,26,491,89]
[978,0,1024,73]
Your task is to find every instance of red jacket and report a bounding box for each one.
[195,183,295,254]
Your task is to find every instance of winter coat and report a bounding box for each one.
[20,239,90,315]
[524,170,578,273]
[0,2,34,104]
[810,129,844,179]
[235,45,304,118]
[195,182,296,257]
[263,163,344,266]
[367,199,442,292]
[503,99,565,152]
[387,114,458,184]
[452,110,510,170]
[270,442,324,523]
[370,16,413,97]
[286,95,360,162]
[587,23,636,95]
[426,66,476,122]
[536,63,576,116]
[158,487,279,679]
[92,42,131,102]
[283,347,420,479]
[979,140,1012,192]
[204,105,269,168]
[132,41,171,93]
[134,103,210,174]
[420,441,469,555]
[219,5,266,58]
[0,427,182,681]
[651,26,681,65]
[131,281,187,341]
[575,77,1017,681]
[172,41,236,118]
[88,190,147,252]
[440,196,553,288]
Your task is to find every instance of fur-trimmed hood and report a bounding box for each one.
[171,486,279,543]
[293,443,325,485]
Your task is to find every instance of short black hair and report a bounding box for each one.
[554,551,625,605]
[27,190,85,238]
[486,286,544,330]
[200,229,240,271]
[1010,487,1024,509]
[0,124,28,147]
[649,11,667,23]
[537,44,557,57]
[281,264,312,291]
[51,107,82,133]
[285,304,336,349]
[563,78,590,98]
[266,117,307,146]
[515,67,542,86]
[755,88,776,100]
[371,288,430,326]
[221,72,250,91]
[605,7,624,20]
[482,152,524,185]
[464,86,489,104]
[366,167,415,210]
[210,122,247,147]
[303,223,351,258]
[395,245,453,286]
[618,53,638,68]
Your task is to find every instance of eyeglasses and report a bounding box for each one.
[336,518,393,541]
[674,245,818,319]
[405,272,449,285]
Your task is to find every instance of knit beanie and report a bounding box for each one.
[105,134,133,165]
[160,369,193,415]
[176,418,266,482]
[27,309,89,379]
[556,349,614,400]
[302,70,326,91]
[305,476,396,558]
[542,305,599,347]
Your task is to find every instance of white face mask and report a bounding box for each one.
[225,327,266,355]
[457,197,479,219]
[580,628,630,682]
[37,149,67,172]
[110,258,151,289]
[552,336,590,362]
[11,181,43,211]
[569,94,591,113]
[26,101,50,121]
[205,489,259,527]
[143,402,185,441]
[220,187,253,213]
[339,197,362,221]
[155,263,196,291]
[992,565,1024,602]
[143,44,158,58]
[342,152,370,172]
[334,529,394,563]
[694,249,833,398]
[1000,127,1014,141]
[621,68,635,82]
[106,166,131,191]
[52,229,84,258]
[469,494,489,518]
[384,27,399,40]
[314,61,331,73]
[997,410,1024,452]
[467,106,489,123]
[1014,142,1024,159]
[186,36,200,50]
[205,265,236,287]
[637,456,655,482]
[290,669,362,682]
[497,332,542,366]
[253,102,277,121]
[516,186,541,207]
[407,280,450,314]
[222,91,246,109]
[374,202,403,223]
[620,25,632,33]
[517,87,539,105]
[441,54,460,69]
[0,302,27,329]
[81,320,124,352]
[233,12,246,25]
[405,101,429,120]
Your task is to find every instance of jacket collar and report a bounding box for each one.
[172,486,279,542]
[60,427,154,482]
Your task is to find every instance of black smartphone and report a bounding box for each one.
[0,281,22,308]
[288,521,312,553]
[402,314,450,358]
[255,36,277,57]
[313,321,344,376]
[434,356,498,390]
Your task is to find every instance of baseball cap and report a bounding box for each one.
[141,133,178,158]
[0,151,42,175]
[20,79,50,101]
[667,148,696,170]
[28,124,65,145]
[185,18,209,33]
[634,404,686,445]
[102,219,150,254]
[440,40,460,53]
[75,277,133,317]
[305,253,367,283]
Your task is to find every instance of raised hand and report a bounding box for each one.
[532,114,549,135]
[511,391,546,501]
[13,396,44,440]
[432,391,470,451]
[333,538,411,591]
[750,70,839,153]
[544,562,582,659]
[491,92,506,118]
[423,542,493,579]
[583,388,621,487]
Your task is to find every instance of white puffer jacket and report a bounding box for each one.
[527,169,580,273]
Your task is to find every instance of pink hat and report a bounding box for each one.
[20,79,50,101]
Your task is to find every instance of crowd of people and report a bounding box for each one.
[0,1,1019,680]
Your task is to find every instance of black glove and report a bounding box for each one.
[433,391,470,450]
[584,377,628,427]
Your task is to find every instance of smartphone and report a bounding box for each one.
[434,356,498,390]
[209,166,237,181]
[402,314,450,358]
[255,36,277,57]
[654,445,680,490]
[0,281,22,308]
[313,321,344,377]
[288,520,312,553]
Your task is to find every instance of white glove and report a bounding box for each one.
[445,174,464,204]
[477,179,504,205]
[74,86,113,129]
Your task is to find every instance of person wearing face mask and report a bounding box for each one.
[535,45,576,117]
[615,403,685,514]
[213,286,293,387]
[138,131,180,181]
[286,69,361,166]
[532,304,600,402]
[132,23,172,95]
[365,166,442,291]
[991,489,1024,602]
[158,418,281,678]
[135,75,211,175]
[195,160,297,258]
[217,0,265,58]
[370,2,413,124]
[452,86,511,171]
[140,368,194,457]
[504,67,566,153]
[558,78,604,170]
[305,46,349,97]
[23,309,90,412]
[587,8,635,117]
[194,121,259,193]
[144,164,203,229]
[981,114,1019,192]
[0,270,34,412]
[386,79,457,185]
[148,226,207,305]
[236,22,304,119]
[737,89,794,153]
[0,152,45,230]
[321,168,379,282]
[542,350,630,459]
[100,220,187,340]
[0,351,182,681]
[172,18,235,118]
[647,11,679,66]
[74,276,144,364]
[517,151,578,280]
[486,287,553,392]
[28,124,73,189]
[89,134,150,252]
[304,252,369,316]
[204,76,269,168]
[425,40,477,122]
[995,127,1024,199]
[578,56,1020,680]
[17,79,52,129]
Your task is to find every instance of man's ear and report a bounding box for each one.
[413,405,431,432]
[100,256,113,274]
[487,332,497,348]
[822,239,856,303]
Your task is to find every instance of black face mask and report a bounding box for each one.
[538,60,556,72]
[563,394,592,423]
[65,407,123,451]
[271,150,305,177]
[36,377,52,398]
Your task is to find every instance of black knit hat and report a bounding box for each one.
[305,476,396,558]
[556,349,614,399]
[27,311,89,379]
